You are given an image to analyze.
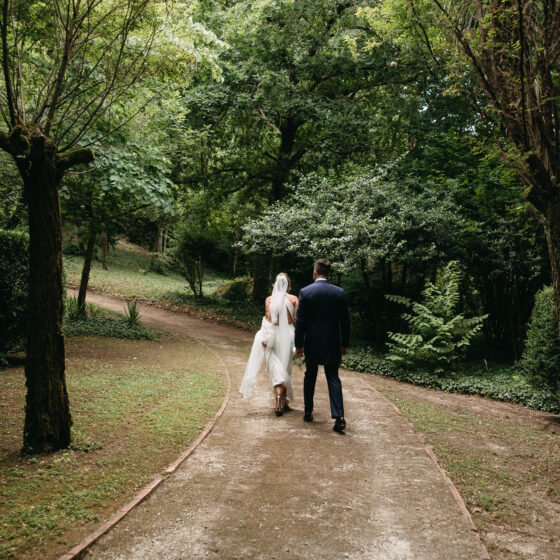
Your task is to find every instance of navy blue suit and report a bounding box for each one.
[295,279,350,418]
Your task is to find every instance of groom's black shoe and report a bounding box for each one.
[333,417,346,433]
[303,412,313,422]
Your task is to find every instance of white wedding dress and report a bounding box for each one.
[239,275,295,402]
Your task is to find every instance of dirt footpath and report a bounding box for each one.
[76,293,488,560]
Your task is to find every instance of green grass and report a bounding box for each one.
[369,383,560,557]
[0,335,226,559]
[64,240,223,302]
[64,241,262,331]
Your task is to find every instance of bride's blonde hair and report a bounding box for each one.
[276,272,291,293]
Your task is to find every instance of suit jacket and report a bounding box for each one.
[294,279,350,366]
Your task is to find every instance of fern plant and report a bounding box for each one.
[386,261,487,373]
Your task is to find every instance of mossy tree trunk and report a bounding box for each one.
[19,134,71,453]
[1,127,94,454]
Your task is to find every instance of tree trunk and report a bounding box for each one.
[20,135,72,454]
[77,233,96,314]
[155,225,163,253]
[252,253,270,302]
[543,197,560,338]
[102,232,109,270]
[233,214,241,276]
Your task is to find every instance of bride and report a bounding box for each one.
[240,272,298,416]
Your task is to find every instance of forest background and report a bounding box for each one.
[1,0,560,454]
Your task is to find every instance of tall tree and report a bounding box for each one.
[402,0,560,334]
[177,0,421,203]
[0,0,185,453]
[61,140,176,313]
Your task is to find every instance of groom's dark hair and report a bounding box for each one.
[314,259,331,277]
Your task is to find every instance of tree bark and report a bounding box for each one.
[543,197,560,338]
[155,225,163,253]
[20,134,72,454]
[233,213,241,276]
[102,232,109,270]
[252,253,270,302]
[77,233,97,314]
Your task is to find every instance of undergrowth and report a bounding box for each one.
[342,348,560,413]
[63,316,158,340]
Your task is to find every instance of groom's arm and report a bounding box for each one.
[294,290,307,356]
[339,291,350,355]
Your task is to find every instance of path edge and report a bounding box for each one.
[58,322,233,560]
[352,371,491,560]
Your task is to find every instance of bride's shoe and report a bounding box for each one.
[275,394,283,416]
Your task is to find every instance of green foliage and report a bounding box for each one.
[60,141,176,242]
[63,316,156,341]
[176,0,420,205]
[519,286,560,394]
[170,198,223,298]
[164,291,261,331]
[216,277,253,302]
[0,230,29,355]
[386,262,487,371]
[65,296,86,321]
[241,168,465,272]
[123,301,142,327]
[149,253,170,275]
[342,348,560,413]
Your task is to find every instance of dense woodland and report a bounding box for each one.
[1,0,560,452]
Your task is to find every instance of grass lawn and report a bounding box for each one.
[0,334,226,560]
[64,240,261,330]
[364,375,560,559]
[64,239,215,301]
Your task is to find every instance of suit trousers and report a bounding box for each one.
[304,362,344,419]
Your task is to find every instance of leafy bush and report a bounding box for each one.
[65,295,86,320]
[518,286,560,394]
[164,291,261,330]
[62,242,86,256]
[342,347,560,413]
[148,253,170,275]
[0,229,29,356]
[63,316,157,340]
[386,261,487,372]
[216,277,253,302]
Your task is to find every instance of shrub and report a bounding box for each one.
[148,253,170,275]
[63,316,157,340]
[65,295,85,320]
[342,347,560,413]
[216,277,253,302]
[386,261,487,373]
[124,301,141,326]
[0,229,29,355]
[519,286,560,394]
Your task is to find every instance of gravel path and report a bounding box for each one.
[75,293,489,560]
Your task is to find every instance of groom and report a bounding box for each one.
[295,259,350,433]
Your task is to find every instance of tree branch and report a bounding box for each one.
[56,146,94,171]
[1,0,16,124]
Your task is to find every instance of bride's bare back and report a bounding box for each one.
[265,293,298,325]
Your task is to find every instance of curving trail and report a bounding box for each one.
[65,292,489,560]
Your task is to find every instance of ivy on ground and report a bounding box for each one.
[342,348,560,414]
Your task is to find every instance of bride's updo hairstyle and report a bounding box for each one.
[275,272,291,293]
